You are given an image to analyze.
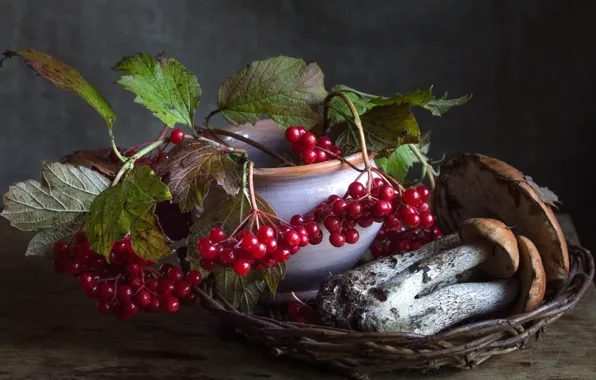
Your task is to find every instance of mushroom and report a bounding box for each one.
[432,153,568,292]
[316,218,521,334]
[513,235,546,314]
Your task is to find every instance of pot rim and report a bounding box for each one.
[253,152,375,179]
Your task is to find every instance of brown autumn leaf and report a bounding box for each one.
[60,148,123,177]
[155,139,242,212]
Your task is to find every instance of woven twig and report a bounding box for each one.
[195,245,594,379]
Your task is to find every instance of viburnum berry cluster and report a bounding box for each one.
[52,232,202,320]
[285,126,343,164]
[197,218,324,275]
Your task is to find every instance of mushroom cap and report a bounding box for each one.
[432,153,569,292]
[513,235,546,313]
[458,218,519,278]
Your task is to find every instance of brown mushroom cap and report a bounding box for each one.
[513,235,546,313]
[458,218,520,278]
[433,153,569,292]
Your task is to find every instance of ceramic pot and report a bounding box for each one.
[217,120,382,303]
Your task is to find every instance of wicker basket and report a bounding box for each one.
[194,244,593,379]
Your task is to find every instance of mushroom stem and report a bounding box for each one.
[361,279,520,334]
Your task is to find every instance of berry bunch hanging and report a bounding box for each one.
[0,48,469,317]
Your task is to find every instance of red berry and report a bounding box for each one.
[117,285,134,303]
[85,284,99,298]
[379,185,395,201]
[199,243,218,261]
[290,214,304,226]
[208,227,226,243]
[157,280,175,296]
[417,202,430,212]
[348,182,367,199]
[197,237,212,249]
[315,149,327,163]
[327,194,341,203]
[134,289,152,308]
[372,178,385,188]
[404,213,421,228]
[251,243,267,260]
[89,255,106,270]
[282,230,300,247]
[298,233,309,247]
[240,234,259,253]
[294,317,307,324]
[285,126,303,143]
[174,281,192,298]
[317,136,333,149]
[374,200,393,216]
[162,296,180,313]
[123,301,139,316]
[398,241,411,252]
[416,185,431,201]
[398,205,417,218]
[180,292,197,306]
[310,231,324,245]
[218,248,237,266]
[420,212,435,228]
[288,302,303,319]
[53,240,70,259]
[185,270,203,286]
[329,146,343,157]
[344,229,360,244]
[98,283,115,300]
[265,238,278,254]
[324,215,341,232]
[302,212,315,223]
[357,216,374,228]
[128,276,143,290]
[403,188,421,206]
[332,199,348,215]
[233,259,251,276]
[75,232,87,245]
[167,267,185,283]
[257,225,275,242]
[146,298,161,312]
[304,222,320,239]
[97,300,113,315]
[169,128,185,144]
[300,148,317,164]
[125,263,141,277]
[298,132,317,149]
[329,232,346,247]
[294,225,308,237]
[144,278,158,292]
[262,258,278,268]
[78,272,95,289]
[272,247,290,262]
[383,214,402,229]
[347,202,363,219]
[200,259,217,270]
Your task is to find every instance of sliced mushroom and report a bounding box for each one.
[513,235,546,314]
[433,153,569,292]
[317,218,521,334]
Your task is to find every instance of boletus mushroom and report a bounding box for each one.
[432,153,568,292]
[316,218,523,335]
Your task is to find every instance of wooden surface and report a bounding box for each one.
[0,214,593,380]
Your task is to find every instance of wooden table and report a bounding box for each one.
[0,215,593,380]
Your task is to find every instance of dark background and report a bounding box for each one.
[0,0,594,249]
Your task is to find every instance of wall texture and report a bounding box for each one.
[0,0,594,249]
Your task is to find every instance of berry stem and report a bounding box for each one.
[323,91,373,188]
[247,161,258,213]
[156,124,169,141]
[314,146,364,172]
[196,126,296,166]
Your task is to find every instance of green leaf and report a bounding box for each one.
[187,188,275,264]
[218,56,327,131]
[1,162,110,231]
[335,103,421,156]
[214,265,267,314]
[327,84,377,124]
[155,139,242,212]
[86,166,173,261]
[371,86,471,116]
[2,49,116,130]
[263,262,286,295]
[26,216,85,257]
[113,52,201,128]
[61,148,122,177]
[375,145,414,183]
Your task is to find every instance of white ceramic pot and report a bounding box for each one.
[218,120,382,302]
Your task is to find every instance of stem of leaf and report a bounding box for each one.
[109,131,126,163]
[204,109,221,130]
[247,161,258,213]
[409,144,436,191]
[323,91,372,188]
[111,139,167,186]
[314,146,363,172]
[240,159,249,224]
